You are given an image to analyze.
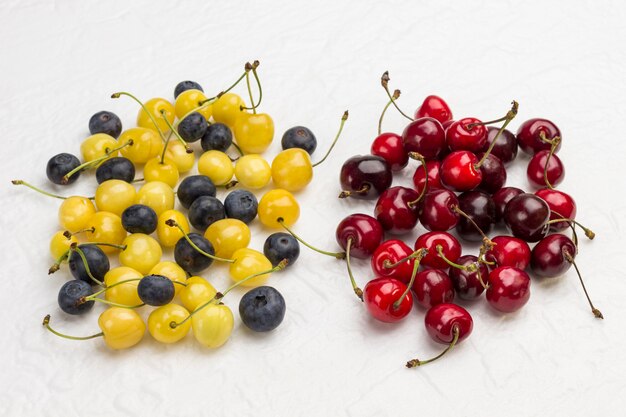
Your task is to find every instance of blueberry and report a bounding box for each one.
[46,153,81,185]
[174,233,215,273]
[239,286,286,332]
[88,111,122,138]
[281,126,317,155]
[58,280,94,315]
[95,157,135,184]
[137,275,175,306]
[177,112,207,143]
[177,175,216,209]
[188,196,225,231]
[201,123,233,152]
[121,204,158,234]
[174,80,204,98]
[263,233,300,267]
[224,190,258,224]
[68,245,110,284]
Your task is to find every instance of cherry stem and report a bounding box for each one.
[436,245,477,272]
[73,245,104,286]
[563,250,603,319]
[338,184,370,199]
[378,89,401,135]
[553,210,579,248]
[312,110,349,168]
[90,297,144,309]
[49,248,72,274]
[383,248,426,269]
[160,110,192,154]
[407,152,428,208]
[277,218,345,259]
[393,248,427,309]
[406,325,460,368]
[539,131,560,146]
[380,71,412,121]
[345,238,364,301]
[164,219,235,263]
[543,137,561,189]
[12,180,67,200]
[63,227,95,239]
[42,315,104,341]
[231,142,244,157]
[475,100,519,169]
[243,72,256,114]
[63,140,133,183]
[200,60,259,104]
[545,218,595,240]
[111,92,167,141]
[475,240,493,289]
[451,204,492,242]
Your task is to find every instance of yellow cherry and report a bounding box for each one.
[204,219,250,259]
[58,196,96,231]
[191,303,234,348]
[85,211,127,254]
[94,180,137,216]
[197,150,234,186]
[164,140,195,173]
[271,148,313,192]
[98,307,145,350]
[229,248,273,287]
[137,98,175,133]
[157,209,190,248]
[81,133,118,164]
[175,89,212,120]
[118,127,163,164]
[143,157,180,188]
[212,93,245,127]
[104,266,143,306]
[50,231,78,260]
[234,112,274,154]
[234,154,271,189]
[148,304,191,344]
[150,261,187,296]
[258,189,300,228]
[179,276,217,313]
[119,233,162,274]
[136,181,174,216]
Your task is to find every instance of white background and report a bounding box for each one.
[1,1,626,416]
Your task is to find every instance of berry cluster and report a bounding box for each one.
[280,72,601,368]
[14,61,347,350]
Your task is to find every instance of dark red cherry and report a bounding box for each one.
[516,118,562,155]
[485,236,531,270]
[339,155,392,199]
[414,95,453,125]
[493,186,524,223]
[374,186,420,235]
[503,193,550,242]
[440,151,482,192]
[530,234,576,278]
[486,266,530,313]
[419,189,459,231]
[371,132,408,171]
[535,188,576,231]
[455,191,496,242]
[363,277,413,323]
[476,152,506,194]
[415,231,462,270]
[335,213,384,259]
[424,303,473,344]
[371,239,414,283]
[401,117,447,160]
[482,126,518,164]
[412,160,444,195]
[412,269,455,309]
[448,255,487,300]
[527,150,565,188]
[445,118,488,153]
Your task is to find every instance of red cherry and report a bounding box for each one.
[414,95,453,124]
[374,186,420,234]
[534,188,576,231]
[486,266,531,313]
[363,277,413,323]
[401,117,447,160]
[493,186,524,223]
[445,118,488,152]
[440,151,482,192]
[482,126,518,164]
[412,269,455,309]
[339,155,393,199]
[448,255,488,300]
[476,152,506,194]
[527,150,565,188]
[335,213,383,259]
[516,118,562,155]
[412,160,444,195]
[371,132,408,171]
[371,239,414,283]
[419,189,459,231]
[415,231,462,270]
[485,236,531,270]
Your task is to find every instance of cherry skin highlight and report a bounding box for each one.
[339,155,392,200]
[414,95,453,125]
[412,269,455,309]
[535,188,577,231]
[363,277,413,323]
[448,255,488,300]
[503,193,550,242]
[335,213,384,259]
[527,150,565,188]
[371,132,408,171]
[419,189,459,232]
[493,186,524,223]
[402,117,447,160]
[370,239,415,283]
[424,303,473,344]
[485,236,531,270]
[374,186,420,235]
[412,160,444,195]
[415,231,462,270]
[486,266,531,313]
[440,151,482,192]
[516,118,562,155]
[530,234,577,278]
[445,118,488,153]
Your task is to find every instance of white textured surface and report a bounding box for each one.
[1,1,626,416]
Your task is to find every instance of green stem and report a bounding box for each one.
[160,110,191,153]
[243,72,256,114]
[543,137,561,189]
[200,69,250,104]
[312,110,349,168]
[73,246,104,286]
[63,141,133,183]
[563,250,603,319]
[90,298,144,309]
[406,152,428,207]
[42,315,104,341]
[112,92,167,141]
[436,245,476,272]
[545,218,595,240]
[475,101,518,169]
[378,89,400,135]
[451,204,491,242]
[164,220,234,263]
[278,219,345,259]
[381,71,413,121]
[345,238,364,301]
[392,249,426,309]
[406,325,460,368]
[11,180,67,200]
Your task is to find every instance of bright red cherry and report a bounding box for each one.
[412,160,444,195]
[476,152,506,194]
[363,277,413,323]
[535,188,576,231]
[485,236,531,270]
[401,117,447,160]
[503,193,550,242]
[486,266,531,313]
[339,155,392,199]
[516,118,562,155]
[371,239,414,283]
[527,150,564,188]
[448,255,488,300]
[414,95,453,125]
[374,186,420,235]
[412,269,455,309]
[371,132,408,171]
[335,213,383,259]
[445,118,488,153]
[493,186,524,223]
[419,189,459,231]
[440,151,482,192]
[415,231,462,270]
[482,126,518,164]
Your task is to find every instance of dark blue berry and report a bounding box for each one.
[281,126,317,155]
[188,196,225,231]
[58,280,94,315]
[201,123,233,152]
[177,112,207,143]
[239,286,286,332]
[95,157,135,184]
[68,245,110,284]
[177,175,216,209]
[174,81,204,98]
[121,204,158,234]
[174,233,215,273]
[89,111,122,138]
[46,153,81,185]
[137,275,175,306]
[263,233,300,267]
[224,190,258,224]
